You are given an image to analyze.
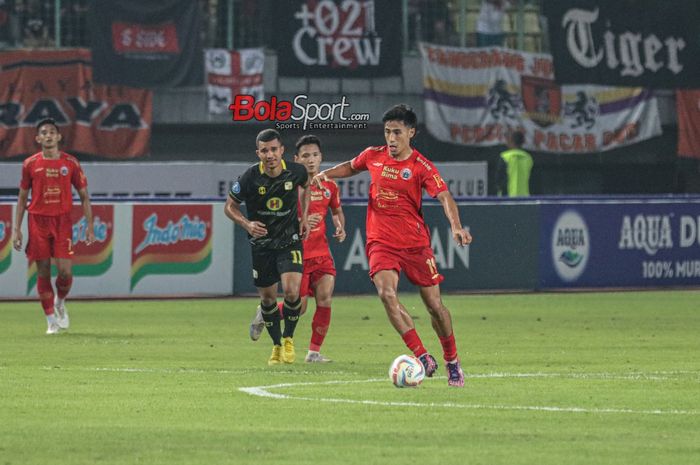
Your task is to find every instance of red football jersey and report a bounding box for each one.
[351,146,447,249]
[20,152,88,216]
[303,179,340,260]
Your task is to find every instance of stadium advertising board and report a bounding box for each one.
[234,203,539,294]
[0,162,487,200]
[543,1,700,89]
[88,0,202,87]
[420,43,662,154]
[131,205,214,291]
[0,49,152,159]
[272,0,402,77]
[0,204,11,274]
[540,201,700,288]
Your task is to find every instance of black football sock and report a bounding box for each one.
[260,301,282,345]
[282,297,302,338]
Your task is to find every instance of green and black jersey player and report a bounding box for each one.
[225,128,310,366]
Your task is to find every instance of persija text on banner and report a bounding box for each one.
[420,43,662,154]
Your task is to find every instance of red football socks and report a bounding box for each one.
[401,328,428,358]
[309,306,331,352]
[55,275,73,300]
[439,333,458,362]
[36,277,54,315]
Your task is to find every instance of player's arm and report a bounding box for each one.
[77,187,95,245]
[437,190,472,246]
[312,161,358,187]
[330,206,346,242]
[12,188,29,251]
[298,177,311,240]
[224,196,267,238]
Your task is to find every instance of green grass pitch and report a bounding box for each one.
[1,291,699,465]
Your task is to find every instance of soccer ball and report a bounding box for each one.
[389,354,425,388]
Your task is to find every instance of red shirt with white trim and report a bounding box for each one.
[351,145,447,249]
[20,152,88,216]
[304,179,340,260]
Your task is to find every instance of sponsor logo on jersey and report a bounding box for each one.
[232,182,241,194]
[266,197,283,211]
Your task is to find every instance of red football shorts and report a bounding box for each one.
[300,255,336,297]
[26,213,74,260]
[367,242,444,287]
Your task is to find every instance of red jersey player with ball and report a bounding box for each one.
[12,119,95,335]
[313,105,472,387]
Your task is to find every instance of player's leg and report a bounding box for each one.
[372,269,435,375]
[277,245,304,363]
[27,215,59,334]
[279,270,302,363]
[36,259,59,334]
[54,258,72,329]
[418,285,464,387]
[252,248,285,364]
[305,272,334,363]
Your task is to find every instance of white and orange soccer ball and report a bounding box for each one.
[389,354,425,388]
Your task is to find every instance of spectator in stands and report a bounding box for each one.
[60,0,88,47]
[496,130,533,197]
[476,0,510,47]
[22,0,51,47]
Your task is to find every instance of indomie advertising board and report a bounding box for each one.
[130,204,214,292]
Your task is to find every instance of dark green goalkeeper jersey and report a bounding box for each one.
[229,160,308,251]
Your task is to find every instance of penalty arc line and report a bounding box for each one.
[239,378,700,416]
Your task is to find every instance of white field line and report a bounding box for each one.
[239,378,700,416]
[39,366,356,376]
[37,366,699,381]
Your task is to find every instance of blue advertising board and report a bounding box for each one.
[539,200,700,288]
[233,202,540,295]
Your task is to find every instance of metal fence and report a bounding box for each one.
[0,0,546,52]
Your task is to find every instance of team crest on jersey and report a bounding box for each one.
[400,168,412,180]
[266,197,283,211]
[232,182,241,194]
[60,166,69,176]
[323,188,331,199]
[258,186,266,195]
[284,181,293,191]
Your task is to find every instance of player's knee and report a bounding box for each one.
[376,286,398,304]
[283,290,300,303]
[424,298,446,316]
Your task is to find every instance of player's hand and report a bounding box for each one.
[86,228,96,246]
[12,229,22,251]
[246,220,268,238]
[299,218,310,240]
[307,213,322,230]
[333,225,346,242]
[453,228,472,246]
[311,171,329,188]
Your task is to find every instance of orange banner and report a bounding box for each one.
[0,49,152,159]
[677,89,700,159]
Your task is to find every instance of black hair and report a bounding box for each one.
[381,104,418,129]
[36,118,59,132]
[295,134,322,154]
[511,130,525,147]
[256,128,282,146]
